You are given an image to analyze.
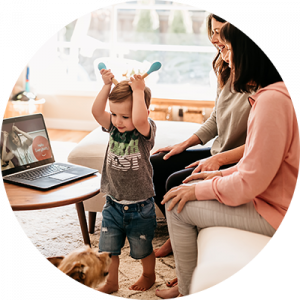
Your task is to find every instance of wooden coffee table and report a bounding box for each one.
[4,173,100,246]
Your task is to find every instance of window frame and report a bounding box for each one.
[31,2,217,100]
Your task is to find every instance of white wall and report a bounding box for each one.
[38,93,100,131]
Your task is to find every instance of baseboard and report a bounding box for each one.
[44,118,99,131]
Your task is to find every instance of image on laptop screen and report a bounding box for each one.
[1,114,54,174]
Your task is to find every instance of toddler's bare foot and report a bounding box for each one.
[129,273,156,291]
[97,281,118,294]
[154,238,172,258]
[155,286,180,299]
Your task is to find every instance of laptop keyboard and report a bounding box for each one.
[9,164,71,181]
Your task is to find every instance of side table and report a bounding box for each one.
[4,98,46,118]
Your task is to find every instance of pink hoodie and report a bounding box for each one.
[195,82,299,230]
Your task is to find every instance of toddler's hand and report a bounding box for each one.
[101,69,115,85]
[128,74,145,92]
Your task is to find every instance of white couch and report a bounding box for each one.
[189,227,271,294]
[67,120,271,293]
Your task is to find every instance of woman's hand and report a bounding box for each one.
[183,171,222,183]
[12,124,19,133]
[2,131,9,139]
[186,155,222,173]
[161,184,197,213]
[152,143,186,160]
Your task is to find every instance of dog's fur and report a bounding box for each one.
[47,246,111,289]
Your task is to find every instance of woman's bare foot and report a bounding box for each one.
[97,281,118,294]
[155,286,180,299]
[129,273,156,291]
[166,277,178,287]
[154,238,173,258]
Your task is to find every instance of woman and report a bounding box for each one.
[0,130,14,171]
[2,124,34,166]
[152,14,251,258]
[156,22,299,298]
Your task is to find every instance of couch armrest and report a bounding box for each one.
[190,227,271,294]
[68,127,109,170]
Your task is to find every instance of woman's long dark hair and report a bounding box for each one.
[206,14,230,88]
[220,23,282,93]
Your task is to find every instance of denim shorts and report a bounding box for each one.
[99,196,157,259]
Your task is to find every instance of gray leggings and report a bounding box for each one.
[165,199,276,296]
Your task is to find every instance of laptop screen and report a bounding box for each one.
[1,114,55,176]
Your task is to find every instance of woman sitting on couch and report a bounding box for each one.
[155,22,299,298]
[151,13,252,259]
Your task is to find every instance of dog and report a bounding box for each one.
[48,245,112,289]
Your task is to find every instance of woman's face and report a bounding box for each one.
[210,18,227,60]
[11,131,21,147]
[224,42,233,69]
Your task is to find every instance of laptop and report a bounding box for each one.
[1,113,98,189]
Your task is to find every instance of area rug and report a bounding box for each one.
[12,141,176,299]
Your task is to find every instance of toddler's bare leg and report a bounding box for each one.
[129,251,156,291]
[98,255,119,294]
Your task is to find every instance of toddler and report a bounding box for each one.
[92,68,157,293]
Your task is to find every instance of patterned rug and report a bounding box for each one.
[13,141,176,299]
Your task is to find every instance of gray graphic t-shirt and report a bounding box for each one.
[100,118,156,201]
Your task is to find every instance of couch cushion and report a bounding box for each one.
[189,227,271,294]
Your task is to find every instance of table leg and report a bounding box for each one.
[75,202,91,246]
[89,211,97,234]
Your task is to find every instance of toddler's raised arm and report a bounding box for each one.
[92,69,114,129]
[129,74,150,137]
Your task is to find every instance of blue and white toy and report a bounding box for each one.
[97,61,162,85]
[141,62,162,79]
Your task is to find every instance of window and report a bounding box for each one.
[29,1,217,100]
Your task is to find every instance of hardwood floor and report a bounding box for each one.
[47,129,91,143]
